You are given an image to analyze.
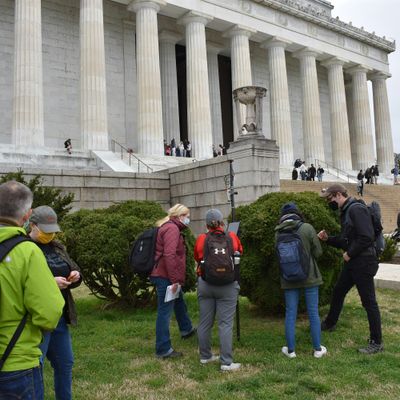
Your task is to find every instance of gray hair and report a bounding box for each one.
[0,181,33,220]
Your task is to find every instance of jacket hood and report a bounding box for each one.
[275,219,303,233]
[0,225,26,241]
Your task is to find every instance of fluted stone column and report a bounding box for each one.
[129,0,165,155]
[159,30,181,144]
[178,11,213,159]
[12,0,44,147]
[262,37,293,166]
[371,72,394,174]
[293,49,325,165]
[224,25,255,139]
[207,42,224,147]
[321,58,352,170]
[348,65,375,170]
[80,0,108,150]
[345,81,357,168]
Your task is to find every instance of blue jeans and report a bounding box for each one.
[40,316,74,400]
[150,277,193,356]
[0,367,43,400]
[284,286,321,351]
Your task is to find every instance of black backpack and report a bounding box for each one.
[201,231,235,286]
[129,227,160,277]
[346,200,385,256]
[276,223,310,282]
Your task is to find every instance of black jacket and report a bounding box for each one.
[327,198,376,259]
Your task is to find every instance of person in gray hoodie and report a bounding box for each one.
[275,202,327,359]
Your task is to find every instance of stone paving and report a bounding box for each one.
[375,263,400,291]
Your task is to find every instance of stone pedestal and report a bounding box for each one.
[178,11,214,159]
[371,73,394,174]
[80,0,109,150]
[227,137,279,206]
[13,0,44,147]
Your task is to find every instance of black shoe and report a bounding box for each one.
[181,328,197,339]
[157,350,183,359]
[358,340,384,354]
[321,321,336,332]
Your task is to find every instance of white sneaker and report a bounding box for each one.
[200,355,220,364]
[282,346,296,358]
[220,362,241,371]
[313,345,327,358]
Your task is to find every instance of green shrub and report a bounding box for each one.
[235,191,343,314]
[61,201,196,307]
[0,169,74,222]
[380,236,397,262]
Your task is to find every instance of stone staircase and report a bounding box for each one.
[280,179,400,233]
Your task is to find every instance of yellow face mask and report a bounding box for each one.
[34,228,56,244]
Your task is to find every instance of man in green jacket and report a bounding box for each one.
[0,181,64,399]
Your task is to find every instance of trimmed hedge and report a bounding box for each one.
[235,191,343,314]
[61,201,196,307]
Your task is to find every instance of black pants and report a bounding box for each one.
[325,257,382,343]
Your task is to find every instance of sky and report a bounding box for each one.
[331,0,399,152]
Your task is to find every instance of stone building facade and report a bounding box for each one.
[0,0,396,172]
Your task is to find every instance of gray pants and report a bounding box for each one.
[197,278,240,365]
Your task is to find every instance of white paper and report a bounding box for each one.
[164,284,181,303]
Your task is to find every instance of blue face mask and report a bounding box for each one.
[182,217,190,226]
[23,220,30,232]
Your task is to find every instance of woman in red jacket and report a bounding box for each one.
[150,204,195,358]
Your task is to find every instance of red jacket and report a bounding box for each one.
[194,227,243,271]
[150,218,187,285]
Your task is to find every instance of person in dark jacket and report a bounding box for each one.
[318,184,383,354]
[29,206,82,400]
[292,168,298,180]
[364,167,371,184]
[308,164,316,181]
[275,202,327,359]
[150,204,195,359]
[357,170,364,197]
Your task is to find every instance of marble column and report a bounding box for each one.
[207,42,224,148]
[159,30,181,144]
[12,0,44,147]
[321,58,352,170]
[80,0,108,150]
[345,81,357,169]
[371,72,394,174]
[224,25,255,139]
[262,37,293,166]
[293,49,325,165]
[129,0,165,155]
[178,11,213,159]
[347,65,375,170]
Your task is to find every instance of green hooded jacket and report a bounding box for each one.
[0,225,65,372]
[275,219,323,290]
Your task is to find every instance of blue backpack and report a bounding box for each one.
[276,223,310,282]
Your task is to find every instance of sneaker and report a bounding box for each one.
[200,355,220,364]
[281,346,296,359]
[358,340,384,354]
[157,350,183,359]
[313,345,327,358]
[321,321,336,332]
[221,363,241,371]
[181,328,197,339]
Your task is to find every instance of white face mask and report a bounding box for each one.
[182,217,190,226]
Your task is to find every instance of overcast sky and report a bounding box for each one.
[331,0,399,153]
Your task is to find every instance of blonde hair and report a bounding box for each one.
[156,204,190,227]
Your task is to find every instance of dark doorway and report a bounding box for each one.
[176,44,187,143]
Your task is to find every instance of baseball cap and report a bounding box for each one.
[30,206,61,233]
[320,183,347,198]
[205,209,224,225]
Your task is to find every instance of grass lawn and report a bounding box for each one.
[43,287,400,400]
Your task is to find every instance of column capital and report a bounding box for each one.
[320,56,347,69]
[346,64,372,75]
[159,30,181,44]
[177,10,213,27]
[369,71,392,81]
[128,0,166,13]
[292,47,321,60]
[261,36,291,50]
[207,41,225,54]
[223,24,256,39]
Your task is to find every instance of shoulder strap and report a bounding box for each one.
[0,235,31,371]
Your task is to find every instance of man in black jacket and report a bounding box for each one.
[317,183,383,354]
